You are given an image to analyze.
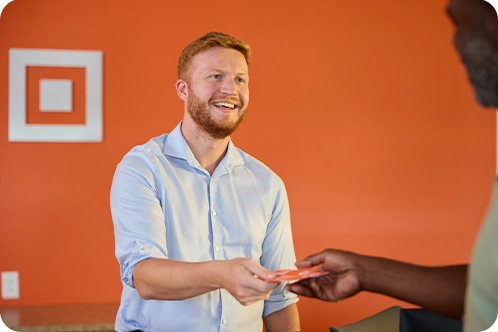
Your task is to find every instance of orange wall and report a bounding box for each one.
[0,0,495,330]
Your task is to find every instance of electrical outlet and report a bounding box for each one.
[1,271,19,300]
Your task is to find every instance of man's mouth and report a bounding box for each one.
[213,102,238,110]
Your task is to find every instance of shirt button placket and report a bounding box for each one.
[210,179,221,259]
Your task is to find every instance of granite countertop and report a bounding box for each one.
[0,303,119,332]
[9,325,114,332]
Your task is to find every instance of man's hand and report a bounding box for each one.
[285,249,362,302]
[216,257,280,306]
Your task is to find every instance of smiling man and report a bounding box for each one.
[110,32,300,332]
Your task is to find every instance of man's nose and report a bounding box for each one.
[219,78,237,95]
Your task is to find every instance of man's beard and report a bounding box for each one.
[187,91,247,139]
[461,32,498,108]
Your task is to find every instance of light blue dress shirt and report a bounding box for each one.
[111,122,298,332]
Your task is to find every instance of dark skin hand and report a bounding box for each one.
[286,250,361,302]
[286,249,467,319]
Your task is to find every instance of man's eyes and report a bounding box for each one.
[209,74,246,83]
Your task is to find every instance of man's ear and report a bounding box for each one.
[175,79,189,101]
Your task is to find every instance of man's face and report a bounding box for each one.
[185,47,249,139]
[447,0,498,107]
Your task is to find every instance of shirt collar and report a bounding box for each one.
[163,122,244,174]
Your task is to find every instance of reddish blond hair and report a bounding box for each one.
[178,31,251,81]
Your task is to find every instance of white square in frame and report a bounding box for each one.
[9,48,103,142]
[40,79,73,112]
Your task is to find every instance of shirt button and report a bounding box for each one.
[222,319,227,324]
[215,246,220,252]
[212,210,217,216]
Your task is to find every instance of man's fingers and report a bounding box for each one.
[295,261,313,268]
[296,250,330,268]
[309,280,324,299]
[243,271,279,293]
[244,261,276,281]
[234,288,273,306]
[285,283,316,298]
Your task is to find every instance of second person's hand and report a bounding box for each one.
[285,249,362,302]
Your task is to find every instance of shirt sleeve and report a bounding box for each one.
[261,174,299,317]
[110,150,168,288]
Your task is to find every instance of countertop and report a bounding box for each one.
[0,303,119,332]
